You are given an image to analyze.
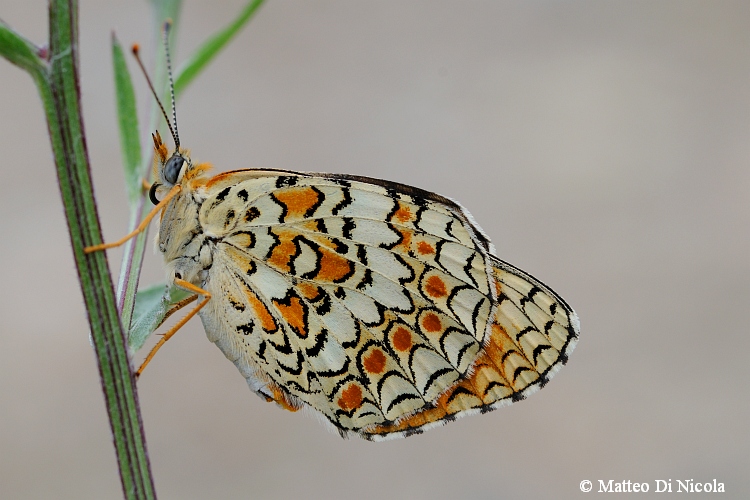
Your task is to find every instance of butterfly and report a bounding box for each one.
[86,25,579,441]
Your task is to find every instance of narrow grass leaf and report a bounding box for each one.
[112,33,143,207]
[174,0,265,97]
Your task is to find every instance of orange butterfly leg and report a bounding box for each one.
[83,184,182,254]
[136,278,211,378]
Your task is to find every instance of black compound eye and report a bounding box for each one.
[164,155,185,184]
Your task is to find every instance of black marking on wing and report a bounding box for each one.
[544,320,555,335]
[331,187,352,215]
[236,322,253,334]
[470,296,485,337]
[446,284,473,326]
[445,386,476,406]
[356,244,368,266]
[357,268,373,290]
[269,192,288,223]
[421,367,455,398]
[433,239,448,272]
[500,349,521,366]
[519,286,541,309]
[341,321,362,350]
[305,186,325,219]
[257,340,266,361]
[229,296,246,312]
[297,237,325,281]
[413,205,427,227]
[333,238,348,255]
[512,366,533,384]
[316,357,351,378]
[515,326,536,342]
[455,340,477,370]
[463,252,480,289]
[224,209,236,228]
[305,328,328,357]
[532,344,553,365]
[511,392,526,402]
[236,189,248,202]
[445,218,456,240]
[393,253,416,285]
[386,392,423,414]
[277,351,305,376]
[385,196,400,222]
[313,290,332,315]
[342,217,355,240]
[244,206,260,223]
[362,300,387,328]
[264,229,281,260]
[438,326,464,358]
[376,370,411,402]
[215,187,231,202]
[483,380,508,397]
[275,176,298,188]
[246,260,257,276]
[379,223,404,250]
[229,230,256,249]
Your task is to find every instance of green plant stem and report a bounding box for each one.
[18,1,157,498]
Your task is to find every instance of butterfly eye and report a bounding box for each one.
[164,155,185,185]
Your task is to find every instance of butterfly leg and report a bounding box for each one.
[83,184,182,254]
[136,278,211,378]
[155,294,198,330]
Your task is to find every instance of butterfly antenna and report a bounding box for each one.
[130,28,179,150]
[162,20,180,150]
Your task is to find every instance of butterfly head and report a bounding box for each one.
[149,130,193,205]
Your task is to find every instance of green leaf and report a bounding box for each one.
[173,0,265,97]
[0,19,46,77]
[116,0,184,339]
[129,282,192,352]
[112,34,143,207]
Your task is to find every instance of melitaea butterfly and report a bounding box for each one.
[86,24,579,441]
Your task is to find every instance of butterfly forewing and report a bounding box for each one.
[157,168,578,440]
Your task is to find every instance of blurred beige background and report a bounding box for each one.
[1,1,749,498]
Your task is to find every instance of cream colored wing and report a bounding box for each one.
[195,172,578,439]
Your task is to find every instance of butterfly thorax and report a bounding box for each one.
[152,141,214,287]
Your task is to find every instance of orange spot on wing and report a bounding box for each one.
[417,241,435,255]
[244,288,277,332]
[273,296,307,338]
[422,313,442,332]
[268,232,297,273]
[268,382,301,412]
[392,327,413,351]
[274,186,321,219]
[316,249,353,282]
[338,384,363,411]
[425,275,448,298]
[363,349,386,374]
[297,282,321,300]
[397,229,412,252]
[394,203,412,223]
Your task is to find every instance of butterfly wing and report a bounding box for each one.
[195,171,578,440]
